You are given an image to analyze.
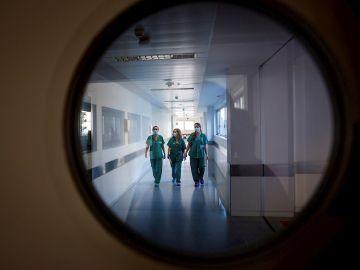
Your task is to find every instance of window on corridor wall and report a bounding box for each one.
[234,95,245,110]
[102,107,125,149]
[184,120,195,131]
[175,121,185,131]
[80,102,97,153]
[216,107,227,138]
[128,113,141,144]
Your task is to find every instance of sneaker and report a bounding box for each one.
[200,179,204,185]
[194,182,199,187]
[154,183,159,187]
[172,178,176,183]
[176,182,181,186]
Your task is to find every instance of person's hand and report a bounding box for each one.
[167,154,170,159]
[145,153,147,158]
[163,154,166,159]
[183,153,187,160]
[206,155,209,161]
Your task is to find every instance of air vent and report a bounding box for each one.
[151,88,194,91]
[114,53,196,62]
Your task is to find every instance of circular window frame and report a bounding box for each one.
[64,0,355,267]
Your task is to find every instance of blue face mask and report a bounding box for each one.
[153,130,158,135]
[195,127,200,133]
[173,132,177,137]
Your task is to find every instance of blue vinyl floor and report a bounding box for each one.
[111,159,287,255]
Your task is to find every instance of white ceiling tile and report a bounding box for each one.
[90,2,292,112]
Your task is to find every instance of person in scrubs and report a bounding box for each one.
[184,122,208,187]
[145,125,166,187]
[167,128,186,186]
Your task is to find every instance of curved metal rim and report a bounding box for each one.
[64,0,355,267]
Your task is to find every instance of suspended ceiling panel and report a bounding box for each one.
[89,3,291,117]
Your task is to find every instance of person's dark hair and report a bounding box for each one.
[194,122,201,128]
[152,125,159,130]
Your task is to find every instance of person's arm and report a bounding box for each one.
[161,137,166,159]
[184,144,190,155]
[162,144,166,159]
[181,140,186,153]
[183,144,189,160]
[145,137,150,158]
[184,134,193,159]
[167,141,171,158]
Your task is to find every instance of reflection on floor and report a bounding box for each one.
[111,159,289,255]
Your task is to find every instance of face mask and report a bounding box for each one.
[195,127,200,133]
[153,130,158,135]
[173,132,177,137]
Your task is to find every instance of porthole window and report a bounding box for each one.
[66,0,347,266]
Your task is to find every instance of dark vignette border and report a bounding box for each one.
[64,0,355,268]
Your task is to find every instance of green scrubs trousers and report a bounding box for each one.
[170,159,182,183]
[190,157,205,183]
[150,158,163,184]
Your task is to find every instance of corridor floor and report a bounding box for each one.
[110,159,287,255]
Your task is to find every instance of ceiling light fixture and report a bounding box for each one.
[163,100,194,103]
[150,87,194,91]
[114,53,195,62]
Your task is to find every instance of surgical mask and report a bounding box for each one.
[173,132,177,137]
[195,127,200,133]
[153,130,158,135]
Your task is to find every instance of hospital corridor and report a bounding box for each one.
[1,0,358,269]
[80,3,333,256]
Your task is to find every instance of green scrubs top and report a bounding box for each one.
[146,135,164,159]
[187,132,208,158]
[167,137,186,161]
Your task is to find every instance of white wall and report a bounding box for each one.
[227,67,262,216]
[292,41,333,212]
[83,82,154,206]
[227,68,261,164]
[231,177,261,216]
[228,39,333,217]
[260,43,295,216]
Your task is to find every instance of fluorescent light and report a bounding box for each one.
[113,53,195,62]
[151,88,194,91]
[163,100,194,103]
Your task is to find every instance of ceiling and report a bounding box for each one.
[89,2,291,118]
